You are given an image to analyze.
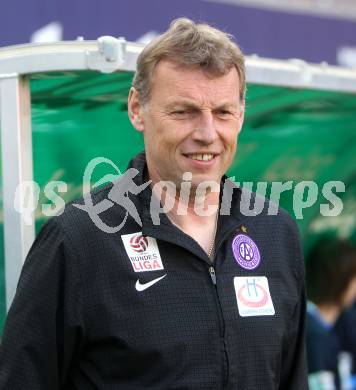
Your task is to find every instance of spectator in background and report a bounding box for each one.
[335,302,356,377]
[306,239,356,390]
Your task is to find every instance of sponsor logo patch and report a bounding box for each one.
[234,276,275,317]
[121,232,164,272]
[232,234,261,270]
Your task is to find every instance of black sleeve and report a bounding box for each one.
[0,218,83,390]
[279,217,309,390]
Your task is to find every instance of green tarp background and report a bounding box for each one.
[0,71,355,331]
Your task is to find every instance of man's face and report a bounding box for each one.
[128,60,244,189]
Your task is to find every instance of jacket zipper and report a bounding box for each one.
[208,266,217,285]
[208,265,229,389]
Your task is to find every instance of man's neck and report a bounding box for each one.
[169,188,220,226]
[151,180,221,257]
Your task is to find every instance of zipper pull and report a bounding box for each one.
[209,266,216,285]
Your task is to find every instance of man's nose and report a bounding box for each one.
[192,111,218,144]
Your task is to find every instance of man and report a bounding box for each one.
[0,18,308,389]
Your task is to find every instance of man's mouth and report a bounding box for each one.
[185,153,215,162]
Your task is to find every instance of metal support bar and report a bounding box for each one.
[0,39,141,75]
[245,56,356,93]
[0,75,35,309]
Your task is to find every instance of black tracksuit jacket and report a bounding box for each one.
[0,152,308,389]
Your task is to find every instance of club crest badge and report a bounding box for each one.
[232,234,261,270]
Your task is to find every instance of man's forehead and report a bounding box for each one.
[149,60,240,101]
[152,59,239,83]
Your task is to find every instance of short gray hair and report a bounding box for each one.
[132,18,246,104]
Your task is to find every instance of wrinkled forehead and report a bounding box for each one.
[148,59,241,104]
[150,58,237,82]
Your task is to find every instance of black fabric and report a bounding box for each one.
[306,312,341,389]
[0,152,308,389]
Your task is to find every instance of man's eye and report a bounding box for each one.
[170,110,195,118]
[216,110,234,119]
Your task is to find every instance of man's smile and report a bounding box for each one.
[185,153,215,161]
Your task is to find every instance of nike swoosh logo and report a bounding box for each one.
[135,274,167,292]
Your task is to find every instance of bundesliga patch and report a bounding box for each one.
[121,232,164,272]
[234,276,275,317]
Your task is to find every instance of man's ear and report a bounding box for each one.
[128,87,145,132]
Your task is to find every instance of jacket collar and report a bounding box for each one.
[125,151,253,262]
